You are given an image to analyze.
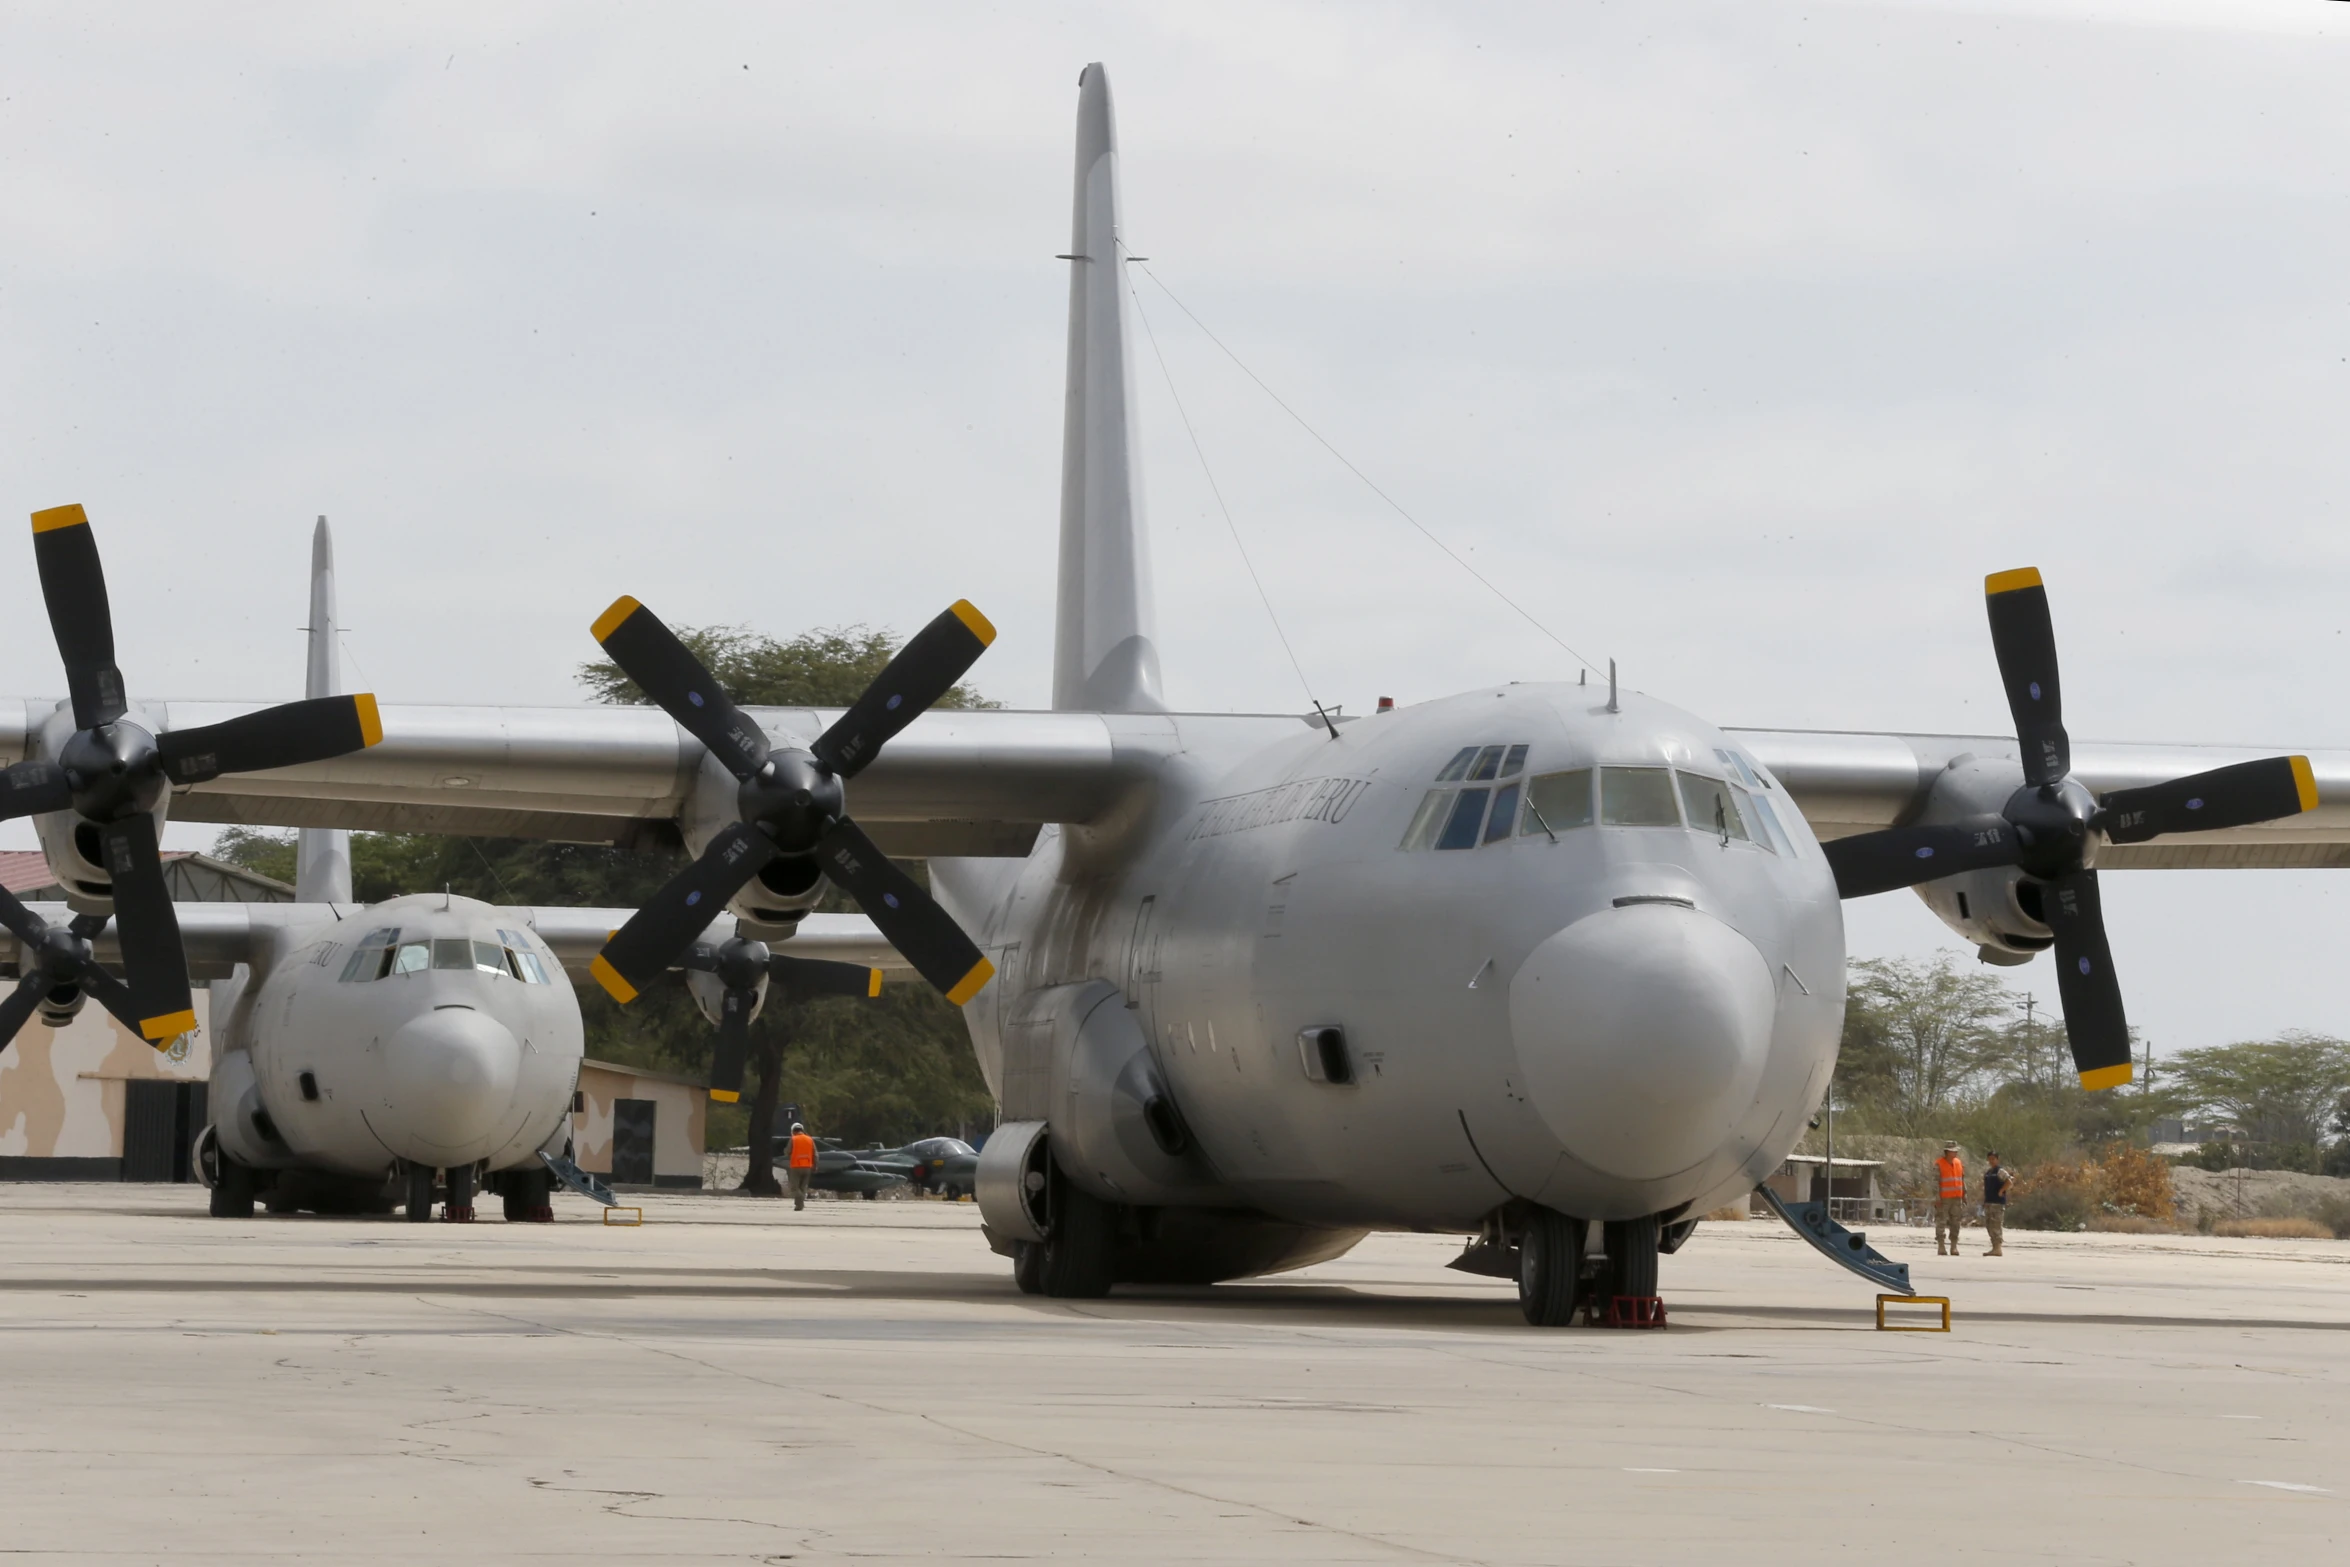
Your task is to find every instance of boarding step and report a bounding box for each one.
[540,1151,618,1208]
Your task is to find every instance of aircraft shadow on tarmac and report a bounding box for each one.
[6,1264,2344,1336]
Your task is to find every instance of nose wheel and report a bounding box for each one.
[1604,1215,1660,1300]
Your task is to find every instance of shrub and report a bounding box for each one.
[2310,1195,2350,1240]
[2009,1163,2093,1231]
[2213,1217,2333,1240]
[2185,1142,2235,1172]
[1702,1204,1751,1222]
[2096,1143,2176,1219]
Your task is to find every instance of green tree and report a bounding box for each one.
[1842,955,2015,1132]
[215,622,1000,1193]
[2165,1034,2350,1172]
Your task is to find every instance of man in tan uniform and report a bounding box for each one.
[1981,1150,2009,1256]
[1935,1142,1967,1256]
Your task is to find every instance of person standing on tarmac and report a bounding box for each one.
[1982,1150,2010,1256]
[786,1122,818,1211]
[1935,1141,1967,1257]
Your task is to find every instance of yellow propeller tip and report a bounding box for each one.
[31,504,89,534]
[589,953,639,1005]
[591,595,642,643]
[1984,567,2043,596]
[2290,755,2318,813]
[708,1089,740,1104]
[353,692,384,748]
[140,1009,198,1043]
[866,968,883,998]
[944,956,995,1007]
[949,599,997,648]
[2078,1063,2133,1091]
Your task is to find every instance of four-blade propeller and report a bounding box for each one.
[6,505,385,1044]
[586,596,997,1014]
[0,882,144,1053]
[685,935,881,1103]
[1822,568,2318,1089]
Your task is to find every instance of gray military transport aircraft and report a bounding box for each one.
[0,518,899,1220]
[9,65,2350,1324]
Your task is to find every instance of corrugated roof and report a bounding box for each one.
[0,849,290,900]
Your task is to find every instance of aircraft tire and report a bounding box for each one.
[404,1163,436,1223]
[1517,1207,1583,1327]
[502,1167,554,1222]
[209,1157,257,1219]
[1041,1178,1117,1299]
[1605,1214,1661,1300]
[1011,1239,1045,1294]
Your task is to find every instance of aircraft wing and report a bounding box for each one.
[0,700,1311,858]
[7,901,288,980]
[1733,729,2350,868]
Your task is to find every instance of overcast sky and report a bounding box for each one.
[4,1,2348,1054]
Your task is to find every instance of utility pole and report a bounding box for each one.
[2018,992,2042,1088]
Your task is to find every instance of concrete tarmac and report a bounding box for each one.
[1,1186,2344,1564]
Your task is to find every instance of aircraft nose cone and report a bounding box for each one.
[382,1007,521,1152]
[1508,902,1774,1182]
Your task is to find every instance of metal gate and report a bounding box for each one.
[611,1097,656,1186]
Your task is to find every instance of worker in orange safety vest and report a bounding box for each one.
[786,1122,818,1212]
[1934,1141,1967,1256]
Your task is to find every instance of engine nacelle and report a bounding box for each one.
[1002,979,1224,1207]
[684,965,769,1028]
[1904,753,2057,964]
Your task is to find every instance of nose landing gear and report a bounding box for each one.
[1510,1207,1666,1328]
[1517,1208,1584,1326]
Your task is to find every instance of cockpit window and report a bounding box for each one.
[1485,782,1521,844]
[1519,769,1594,835]
[1434,787,1491,850]
[1500,744,1528,778]
[1465,746,1506,782]
[1434,747,1478,782]
[1741,787,1792,855]
[498,929,551,984]
[1600,767,1681,827]
[430,937,473,971]
[471,939,509,975]
[391,942,430,976]
[1400,790,1455,851]
[1677,773,1751,843]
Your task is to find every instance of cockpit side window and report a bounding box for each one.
[1519,770,1594,835]
[338,927,400,983]
[472,939,509,976]
[1434,747,1478,782]
[1677,772,1751,843]
[1466,746,1506,782]
[498,929,550,984]
[1599,767,1681,827]
[391,942,430,976]
[1500,744,1528,778]
[1741,787,1793,855]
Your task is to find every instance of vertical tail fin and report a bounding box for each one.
[1052,63,1165,714]
[294,516,353,903]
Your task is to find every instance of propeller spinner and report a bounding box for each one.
[585,597,997,1014]
[1822,568,2317,1089]
[3,505,385,1044]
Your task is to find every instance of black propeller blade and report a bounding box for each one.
[588,595,997,1012]
[33,504,126,730]
[2096,756,2316,845]
[1821,568,2318,1090]
[684,937,883,1102]
[1822,817,2020,901]
[17,504,388,1043]
[590,597,770,779]
[813,817,990,1002]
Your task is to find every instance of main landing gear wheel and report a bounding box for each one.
[1605,1214,1661,1301]
[444,1162,477,1223]
[1518,1207,1584,1327]
[209,1154,257,1219]
[502,1167,554,1222]
[1040,1172,1117,1299]
[404,1163,436,1223]
[1011,1239,1045,1295]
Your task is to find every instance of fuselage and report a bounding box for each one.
[941,681,1845,1234]
[210,894,584,1181]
